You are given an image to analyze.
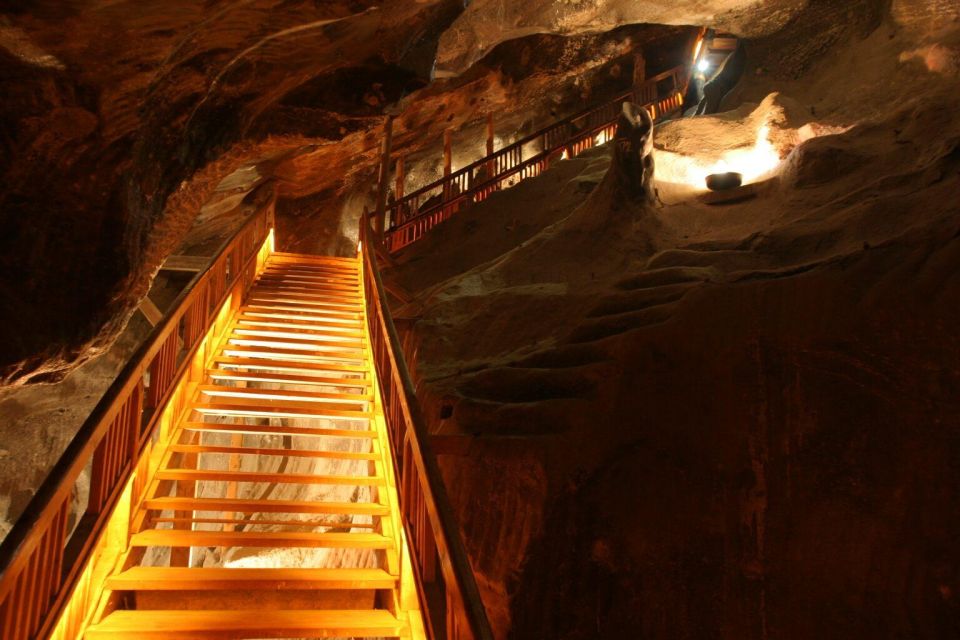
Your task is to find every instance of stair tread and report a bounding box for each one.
[181,421,376,439]
[143,497,389,516]
[212,356,369,375]
[107,567,396,590]
[168,443,376,460]
[208,370,370,388]
[87,609,405,638]
[192,398,372,420]
[199,384,371,403]
[130,529,392,549]
[156,468,382,485]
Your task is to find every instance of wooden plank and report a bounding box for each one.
[239,309,364,324]
[270,252,359,266]
[235,318,365,337]
[219,345,366,364]
[143,497,389,516]
[106,567,397,591]
[191,402,371,422]
[149,516,377,529]
[226,330,366,351]
[212,356,368,375]
[259,270,359,283]
[156,469,383,486]
[243,301,362,315]
[193,393,370,414]
[129,529,392,549]
[255,278,361,293]
[168,443,376,460]
[232,323,366,341]
[198,384,371,403]
[207,369,370,388]
[161,255,209,272]
[181,421,376,439]
[86,609,405,639]
[248,293,364,309]
[138,297,164,327]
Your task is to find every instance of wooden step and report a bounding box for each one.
[230,327,366,347]
[256,275,360,289]
[156,469,382,486]
[236,318,365,337]
[243,304,363,320]
[169,443,376,461]
[199,384,372,404]
[192,398,371,420]
[181,421,376,439]
[253,283,363,298]
[143,497,389,516]
[212,356,368,375]
[220,345,366,365]
[149,516,377,529]
[247,297,364,313]
[259,267,358,279]
[106,567,396,591]
[208,369,370,389]
[226,332,366,352]
[270,252,359,265]
[251,286,363,302]
[240,307,363,321]
[86,609,406,639]
[253,276,363,299]
[130,529,392,549]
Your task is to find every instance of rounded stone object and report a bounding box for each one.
[705,172,743,191]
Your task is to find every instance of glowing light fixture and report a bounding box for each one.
[697,59,710,73]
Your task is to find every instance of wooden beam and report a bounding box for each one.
[374,116,394,237]
[160,254,209,272]
[138,297,163,327]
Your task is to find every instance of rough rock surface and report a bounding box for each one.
[386,3,960,637]
[0,0,688,385]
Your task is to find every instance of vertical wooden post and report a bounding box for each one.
[633,51,646,91]
[485,113,495,181]
[485,113,494,157]
[443,129,452,179]
[441,128,453,206]
[395,156,405,202]
[374,115,394,237]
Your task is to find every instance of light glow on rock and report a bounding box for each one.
[655,124,783,190]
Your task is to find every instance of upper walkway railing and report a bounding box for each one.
[382,65,688,252]
[0,206,274,640]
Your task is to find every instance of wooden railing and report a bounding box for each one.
[360,222,494,640]
[0,204,275,640]
[383,65,687,252]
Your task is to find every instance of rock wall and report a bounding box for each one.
[387,1,960,636]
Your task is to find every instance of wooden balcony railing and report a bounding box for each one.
[0,204,275,640]
[383,65,688,252]
[360,221,494,640]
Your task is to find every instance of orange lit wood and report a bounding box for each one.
[85,609,406,639]
[106,567,397,591]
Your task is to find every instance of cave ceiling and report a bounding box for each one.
[1,0,928,385]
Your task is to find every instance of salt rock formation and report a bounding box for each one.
[385,1,960,636]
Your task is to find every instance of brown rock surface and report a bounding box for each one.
[386,5,960,636]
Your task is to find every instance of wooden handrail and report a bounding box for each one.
[360,221,494,640]
[0,202,275,640]
[382,64,687,251]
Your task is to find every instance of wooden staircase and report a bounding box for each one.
[84,253,423,639]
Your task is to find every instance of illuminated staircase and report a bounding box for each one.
[84,253,422,639]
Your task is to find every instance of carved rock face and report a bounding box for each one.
[613,102,656,200]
